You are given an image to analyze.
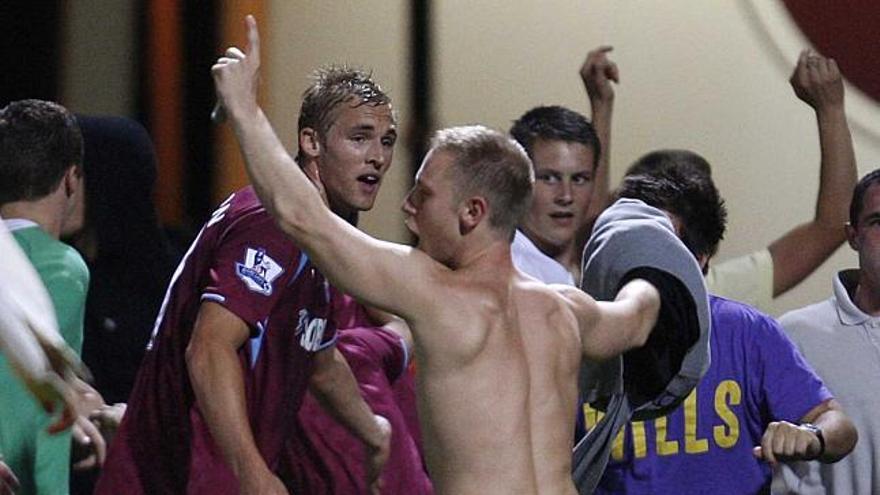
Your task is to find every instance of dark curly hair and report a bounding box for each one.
[616,165,727,260]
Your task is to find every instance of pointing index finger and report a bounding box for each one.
[245,14,260,64]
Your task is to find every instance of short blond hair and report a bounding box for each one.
[431,125,534,236]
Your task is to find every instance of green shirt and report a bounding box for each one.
[0,221,89,495]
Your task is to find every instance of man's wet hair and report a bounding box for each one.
[0,99,83,205]
[616,167,727,260]
[297,65,392,161]
[431,125,534,236]
[509,105,600,170]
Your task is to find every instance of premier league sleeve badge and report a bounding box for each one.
[236,247,283,296]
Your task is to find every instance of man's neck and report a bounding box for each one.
[453,236,515,277]
[555,241,582,283]
[328,198,359,226]
[0,201,63,239]
[853,271,880,316]
[518,229,581,283]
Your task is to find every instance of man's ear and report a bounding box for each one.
[63,165,82,198]
[846,223,859,251]
[459,196,488,235]
[697,254,710,275]
[299,128,321,159]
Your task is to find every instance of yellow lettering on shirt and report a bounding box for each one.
[584,404,603,430]
[632,421,647,458]
[683,390,709,453]
[611,426,625,461]
[713,379,741,449]
[655,416,680,455]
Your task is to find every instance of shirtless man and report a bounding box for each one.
[213,16,705,493]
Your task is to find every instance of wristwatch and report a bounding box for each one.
[799,422,826,459]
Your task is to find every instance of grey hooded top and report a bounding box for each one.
[572,198,711,493]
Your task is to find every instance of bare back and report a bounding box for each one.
[412,265,586,495]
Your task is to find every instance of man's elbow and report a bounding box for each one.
[185,340,215,388]
[824,415,859,463]
[308,357,338,397]
[270,197,307,238]
[632,285,661,349]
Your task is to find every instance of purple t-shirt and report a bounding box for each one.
[284,291,432,494]
[593,296,832,494]
[96,187,336,495]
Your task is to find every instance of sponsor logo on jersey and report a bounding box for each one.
[236,247,283,296]
[296,309,328,352]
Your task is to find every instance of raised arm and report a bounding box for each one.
[212,16,441,321]
[579,46,618,229]
[767,50,857,296]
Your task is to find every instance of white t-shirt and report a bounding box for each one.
[510,230,575,286]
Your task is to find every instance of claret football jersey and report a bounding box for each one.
[96,187,336,495]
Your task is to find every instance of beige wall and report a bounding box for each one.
[62,0,135,115]
[267,1,880,315]
[266,0,413,243]
[64,1,880,315]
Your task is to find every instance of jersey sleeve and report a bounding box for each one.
[201,211,301,334]
[343,326,408,382]
[40,248,89,354]
[755,315,833,422]
[379,328,409,382]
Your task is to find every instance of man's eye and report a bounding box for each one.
[538,174,559,183]
[572,175,592,185]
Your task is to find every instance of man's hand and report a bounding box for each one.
[790,50,844,114]
[752,420,822,466]
[90,402,127,447]
[0,459,19,495]
[72,415,107,471]
[366,414,392,495]
[580,46,619,106]
[239,468,289,495]
[212,14,261,121]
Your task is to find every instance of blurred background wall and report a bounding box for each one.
[3,0,879,315]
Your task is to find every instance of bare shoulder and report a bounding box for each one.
[549,284,601,323]
[514,279,600,329]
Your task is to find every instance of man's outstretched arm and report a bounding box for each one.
[212,16,440,321]
[557,280,660,362]
[767,50,857,296]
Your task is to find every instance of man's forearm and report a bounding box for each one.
[812,407,858,463]
[587,98,613,222]
[615,278,661,349]
[228,106,326,238]
[814,105,857,226]
[309,349,384,450]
